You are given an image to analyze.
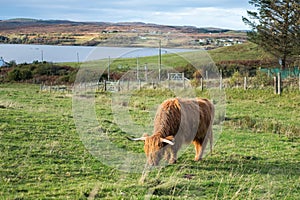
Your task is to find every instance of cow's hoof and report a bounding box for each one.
[169,159,177,164]
[194,157,202,162]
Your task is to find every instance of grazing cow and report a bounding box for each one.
[129,97,214,166]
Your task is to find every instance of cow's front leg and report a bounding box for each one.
[164,146,171,161]
[168,146,177,164]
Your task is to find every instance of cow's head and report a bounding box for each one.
[128,134,175,166]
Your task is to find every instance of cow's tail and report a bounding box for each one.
[208,102,215,155]
[199,100,215,159]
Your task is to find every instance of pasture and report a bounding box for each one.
[0,83,299,199]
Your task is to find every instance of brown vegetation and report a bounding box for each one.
[0,19,247,47]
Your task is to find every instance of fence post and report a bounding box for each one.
[167,73,170,89]
[117,81,120,92]
[139,80,141,90]
[104,80,107,91]
[200,78,203,91]
[299,73,300,92]
[182,73,185,89]
[145,64,148,82]
[244,77,247,90]
[219,72,223,90]
[274,76,277,94]
[277,72,281,95]
[50,82,53,93]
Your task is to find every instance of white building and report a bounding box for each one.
[0,57,7,67]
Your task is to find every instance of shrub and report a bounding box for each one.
[253,70,273,88]
[7,68,32,81]
[229,71,243,87]
[191,70,203,88]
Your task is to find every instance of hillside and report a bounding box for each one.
[0,18,233,33]
[209,42,274,62]
[0,42,279,84]
[0,18,247,48]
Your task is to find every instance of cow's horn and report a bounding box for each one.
[161,138,175,145]
[126,136,147,141]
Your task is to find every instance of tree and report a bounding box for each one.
[243,0,300,69]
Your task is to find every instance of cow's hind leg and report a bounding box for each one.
[198,134,209,160]
[193,139,202,161]
[201,125,213,158]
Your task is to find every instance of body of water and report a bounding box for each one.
[0,44,195,64]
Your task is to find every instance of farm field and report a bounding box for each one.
[0,83,299,199]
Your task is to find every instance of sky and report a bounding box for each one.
[0,0,254,30]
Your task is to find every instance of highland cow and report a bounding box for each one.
[129,97,214,166]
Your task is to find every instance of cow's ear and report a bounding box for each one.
[161,136,175,145]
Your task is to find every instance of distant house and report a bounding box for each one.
[0,57,8,67]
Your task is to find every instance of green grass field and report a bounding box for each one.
[75,42,273,74]
[0,84,299,199]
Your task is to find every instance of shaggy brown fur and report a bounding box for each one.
[143,98,214,165]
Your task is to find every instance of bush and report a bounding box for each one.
[229,71,243,87]
[7,68,32,81]
[191,70,203,88]
[252,70,273,88]
[174,63,196,79]
[4,61,77,84]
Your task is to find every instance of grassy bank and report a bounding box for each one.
[0,84,299,199]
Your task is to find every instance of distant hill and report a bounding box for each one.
[0,18,233,33]
[0,18,247,47]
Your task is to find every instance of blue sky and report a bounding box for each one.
[0,0,253,30]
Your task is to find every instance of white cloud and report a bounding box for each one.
[106,7,249,29]
[1,0,253,29]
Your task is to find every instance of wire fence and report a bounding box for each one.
[40,71,300,94]
[260,67,300,79]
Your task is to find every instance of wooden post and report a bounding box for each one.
[219,71,223,90]
[274,76,277,94]
[50,82,53,93]
[167,73,170,89]
[118,81,121,92]
[104,80,107,91]
[277,72,281,95]
[136,57,139,81]
[108,56,110,81]
[244,77,247,90]
[299,73,300,92]
[145,64,148,82]
[206,70,208,80]
[182,73,185,89]
[139,80,141,90]
[200,78,203,91]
